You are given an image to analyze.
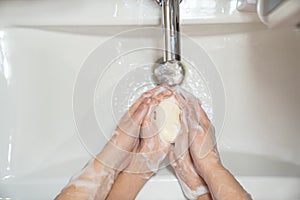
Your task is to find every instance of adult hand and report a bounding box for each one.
[179,91,251,200]
[106,85,175,200]
[178,91,220,177]
[56,89,152,200]
[168,103,212,200]
[125,86,174,175]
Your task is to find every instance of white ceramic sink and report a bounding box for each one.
[1,1,300,200]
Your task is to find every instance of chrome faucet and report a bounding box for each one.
[153,0,185,86]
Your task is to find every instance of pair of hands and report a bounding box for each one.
[57,85,251,200]
[107,85,174,175]
[105,85,218,199]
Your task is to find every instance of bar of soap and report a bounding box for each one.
[154,97,181,143]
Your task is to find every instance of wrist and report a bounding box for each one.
[198,161,223,176]
[111,132,138,152]
[194,154,223,181]
[125,171,153,182]
[106,171,151,200]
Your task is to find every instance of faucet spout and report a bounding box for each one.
[162,0,181,62]
[153,0,185,86]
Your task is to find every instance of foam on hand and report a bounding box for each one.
[154,96,181,143]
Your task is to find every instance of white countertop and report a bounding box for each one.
[0,0,260,26]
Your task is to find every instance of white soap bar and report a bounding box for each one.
[154,97,181,143]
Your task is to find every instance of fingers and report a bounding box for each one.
[104,100,150,169]
[155,89,173,101]
[174,92,186,108]
[196,102,212,131]
[117,97,151,139]
[143,83,172,98]
[124,85,173,135]
[187,104,217,161]
[141,98,157,127]
[128,84,170,116]
[132,85,173,120]
[189,95,212,134]
[197,126,217,159]
[194,101,217,159]
[174,90,217,163]
[128,93,148,116]
[139,96,160,139]
[183,101,200,148]
[106,85,178,174]
[140,87,175,139]
[171,112,189,159]
[131,98,150,126]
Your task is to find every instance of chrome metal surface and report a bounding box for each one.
[162,0,181,62]
[153,0,185,86]
[153,60,185,86]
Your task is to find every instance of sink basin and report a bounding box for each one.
[1,1,300,200]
